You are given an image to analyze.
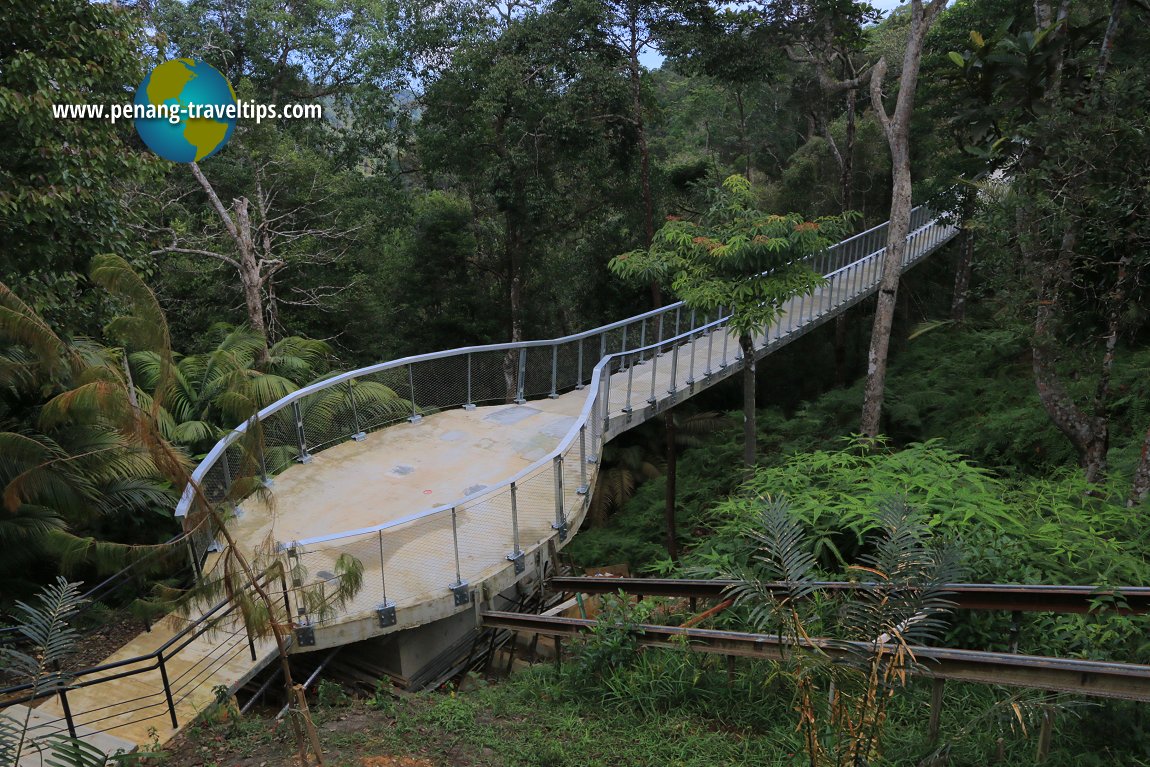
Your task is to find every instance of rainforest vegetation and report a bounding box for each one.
[3,0,1150,763]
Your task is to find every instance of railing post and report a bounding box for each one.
[638,319,647,363]
[376,530,396,627]
[257,428,271,487]
[549,344,559,398]
[58,684,78,740]
[602,358,611,423]
[247,621,257,661]
[221,450,232,492]
[656,312,665,356]
[157,653,179,729]
[668,342,679,395]
[348,380,366,441]
[449,508,469,605]
[599,332,606,361]
[601,373,611,434]
[648,341,659,404]
[705,315,716,376]
[575,340,585,389]
[292,400,311,463]
[578,425,589,493]
[407,364,421,423]
[685,310,697,385]
[516,348,527,404]
[552,455,567,540]
[464,353,475,410]
[187,536,202,580]
[507,482,524,574]
[623,354,635,416]
[720,308,730,368]
[279,560,292,621]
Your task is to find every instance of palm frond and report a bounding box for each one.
[0,282,70,375]
[90,254,170,350]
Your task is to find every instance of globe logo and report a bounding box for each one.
[134,58,237,163]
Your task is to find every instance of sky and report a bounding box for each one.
[640,0,908,69]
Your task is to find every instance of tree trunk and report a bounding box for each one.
[735,88,751,182]
[233,197,271,366]
[740,332,756,468]
[1029,228,1110,482]
[205,507,318,766]
[627,32,660,309]
[860,149,911,437]
[950,187,978,322]
[951,226,974,322]
[842,86,856,213]
[860,0,947,438]
[663,410,679,563]
[502,207,525,403]
[189,163,270,365]
[1130,426,1150,507]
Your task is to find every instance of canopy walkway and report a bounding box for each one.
[2,207,958,762]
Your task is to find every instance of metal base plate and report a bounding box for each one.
[450,581,471,606]
[296,624,315,647]
[507,550,525,574]
[376,601,397,628]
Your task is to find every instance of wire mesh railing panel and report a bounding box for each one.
[326,533,388,621]
[375,511,458,608]
[411,355,468,412]
[509,465,557,551]
[456,487,515,585]
[299,384,358,453]
[258,408,297,476]
[522,345,555,400]
[554,339,583,394]
[353,368,415,428]
[559,440,586,530]
[462,349,514,405]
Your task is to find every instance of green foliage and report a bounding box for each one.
[315,678,351,709]
[708,499,964,767]
[611,175,854,338]
[0,0,157,331]
[0,578,134,766]
[566,592,656,684]
[711,439,1018,568]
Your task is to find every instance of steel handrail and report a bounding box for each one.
[0,572,276,702]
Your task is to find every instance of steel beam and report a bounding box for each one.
[549,577,1150,615]
[480,611,1150,702]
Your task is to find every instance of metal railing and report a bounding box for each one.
[0,570,288,746]
[179,207,960,631]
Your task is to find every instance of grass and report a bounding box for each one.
[162,657,1150,767]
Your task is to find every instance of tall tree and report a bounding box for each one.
[610,175,851,466]
[858,0,949,438]
[418,0,634,395]
[0,0,155,332]
[600,0,666,306]
[946,0,1150,487]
